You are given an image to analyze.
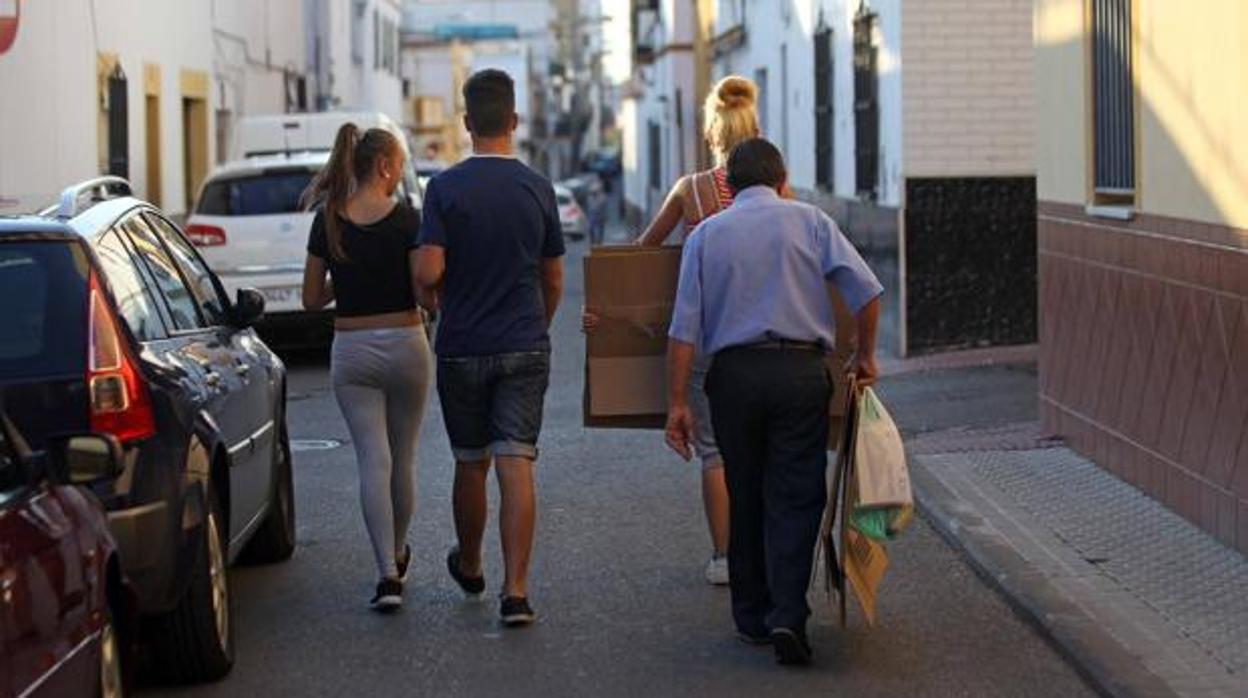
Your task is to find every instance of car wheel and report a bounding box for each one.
[98,607,125,698]
[150,486,234,683]
[241,419,296,563]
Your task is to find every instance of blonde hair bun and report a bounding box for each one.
[714,76,757,112]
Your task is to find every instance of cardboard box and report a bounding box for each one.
[582,244,860,432]
[583,245,683,428]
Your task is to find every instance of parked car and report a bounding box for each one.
[2,177,294,683]
[187,151,423,341]
[555,184,589,240]
[0,413,136,698]
[230,111,423,211]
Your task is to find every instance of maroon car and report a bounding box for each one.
[0,415,135,698]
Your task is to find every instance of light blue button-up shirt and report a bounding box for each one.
[668,185,883,355]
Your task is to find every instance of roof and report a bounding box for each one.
[207,151,330,180]
[0,197,146,243]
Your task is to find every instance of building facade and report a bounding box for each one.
[1035,0,1248,553]
[400,0,555,169]
[307,0,404,119]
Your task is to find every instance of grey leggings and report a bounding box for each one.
[331,326,431,579]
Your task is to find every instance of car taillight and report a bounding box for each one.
[186,223,227,247]
[87,272,156,444]
[561,206,580,219]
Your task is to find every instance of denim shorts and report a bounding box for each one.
[437,351,551,462]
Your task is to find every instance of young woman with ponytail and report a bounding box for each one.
[301,124,432,611]
[583,76,765,587]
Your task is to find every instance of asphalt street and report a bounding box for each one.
[141,236,1095,697]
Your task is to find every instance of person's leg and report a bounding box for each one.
[331,336,399,581]
[383,329,432,564]
[437,356,494,580]
[701,463,730,555]
[706,351,769,637]
[760,351,831,635]
[495,455,536,598]
[490,351,550,603]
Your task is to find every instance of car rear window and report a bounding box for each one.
[197,169,317,216]
[0,241,89,378]
[556,193,574,206]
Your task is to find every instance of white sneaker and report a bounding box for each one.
[704,555,729,586]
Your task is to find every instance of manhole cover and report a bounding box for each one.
[290,438,343,452]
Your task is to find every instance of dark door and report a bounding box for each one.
[0,426,94,697]
[145,212,276,542]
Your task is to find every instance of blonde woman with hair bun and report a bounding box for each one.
[583,75,769,587]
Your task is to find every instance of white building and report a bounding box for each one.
[306,0,404,119]
[0,0,310,217]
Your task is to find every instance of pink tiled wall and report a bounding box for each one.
[1038,202,1248,554]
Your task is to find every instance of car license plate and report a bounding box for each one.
[259,285,301,305]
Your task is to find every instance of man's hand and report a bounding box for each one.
[665,403,696,461]
[853,353,879,387]
[417,286,441,313]
[582,307,600,334]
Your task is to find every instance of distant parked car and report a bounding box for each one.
[2,177,294,683]
[555,184,588,240]
[187,152,423,342]
[0,416,136,698]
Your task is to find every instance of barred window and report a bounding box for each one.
[1091,0,1135,197]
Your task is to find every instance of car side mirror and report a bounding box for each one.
[234,288,266,327]
[46,434,123,486]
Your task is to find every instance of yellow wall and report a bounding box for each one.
[1036,0,1248,230]
[1034,0,1088,205]
[1136,0,1248,229]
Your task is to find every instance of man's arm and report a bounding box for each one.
[853,296,881,386]
[665,339,697,461]
[415,245,446,289]
[539,256,563,327]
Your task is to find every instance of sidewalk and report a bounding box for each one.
[877,355,1248,698]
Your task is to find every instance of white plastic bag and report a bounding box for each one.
[853,387,912,508]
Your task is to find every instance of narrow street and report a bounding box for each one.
[141,230,1093,697]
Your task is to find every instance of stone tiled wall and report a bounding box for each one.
[1038,202,1248,553]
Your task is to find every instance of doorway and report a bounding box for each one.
[182,97,207,213]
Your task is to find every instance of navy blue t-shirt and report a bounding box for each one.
[418,156,566,357]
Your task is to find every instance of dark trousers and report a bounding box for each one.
[706,347,830,635]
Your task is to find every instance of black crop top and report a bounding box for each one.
[306,204,421,318]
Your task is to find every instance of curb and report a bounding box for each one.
[909,458,1177,698]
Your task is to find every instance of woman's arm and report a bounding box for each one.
[634,179,688,247]
[301,254,334,310]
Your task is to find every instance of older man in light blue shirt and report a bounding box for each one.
[665,138,882,666]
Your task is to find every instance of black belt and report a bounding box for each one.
[722,339,824,353]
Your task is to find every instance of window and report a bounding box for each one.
[121,217,203,331]
[0,241,89,377]
[374,10,380,70]
[144,213,228,326]
[814,25,834,190]
[1091,0,1134,199]
[648,120,662,190]
[96,231,166,342]
[197,170,317,216]
[853,7,879,200]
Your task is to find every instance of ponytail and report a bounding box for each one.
[301,123,359,262]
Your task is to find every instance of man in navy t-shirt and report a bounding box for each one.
[416,68,565,628]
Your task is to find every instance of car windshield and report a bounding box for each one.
[197,169,317,216]
[0,240,88,379]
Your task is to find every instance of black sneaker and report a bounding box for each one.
[500,596,536,627]
[370,578,403,613]
[446,547,485,598]
[397,544,412,583]
[770,628,812,666]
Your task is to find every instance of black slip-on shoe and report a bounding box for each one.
[370,578,403,613]
[770,628,812,666]
[397,544,412,584]
[500,596,536,627]
[446,547,485,598]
